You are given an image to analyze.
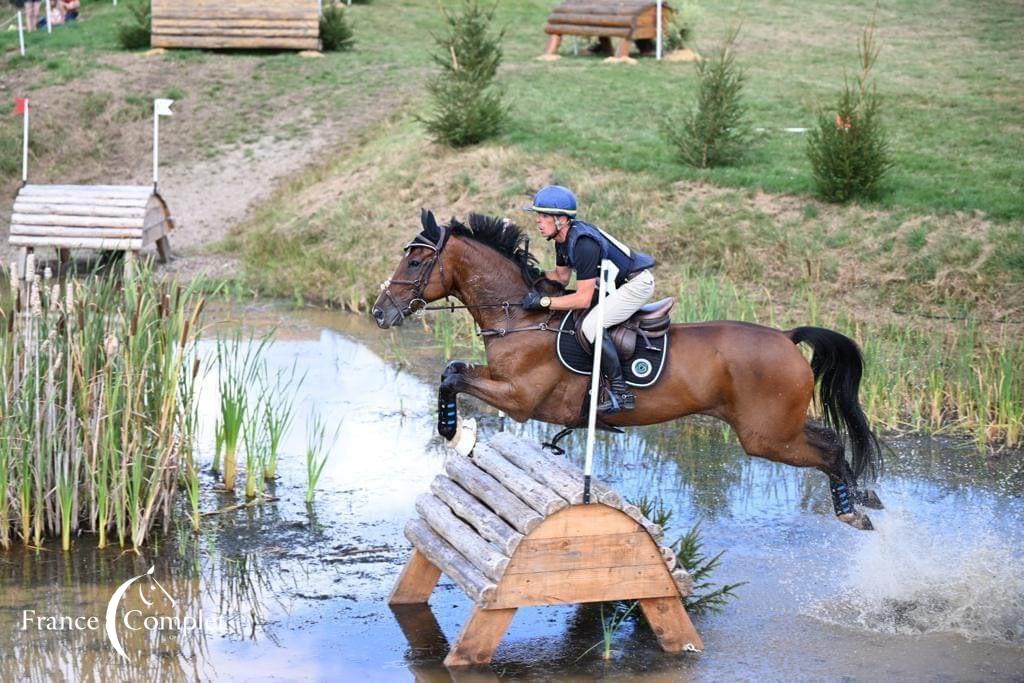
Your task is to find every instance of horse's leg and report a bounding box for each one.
[437,362,555,439]
[734,419,875,530]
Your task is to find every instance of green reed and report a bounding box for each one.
[213,332,268,493]
[260,363,302,482]
[243,401,266,500]
[0,259,205,550]
[304,412,338,503]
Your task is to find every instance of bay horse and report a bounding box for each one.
[372,211,883,529]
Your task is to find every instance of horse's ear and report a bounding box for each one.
[420,208,438,238]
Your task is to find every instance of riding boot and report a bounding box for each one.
[596,332,635,414]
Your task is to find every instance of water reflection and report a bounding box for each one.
[1,304,1021,681]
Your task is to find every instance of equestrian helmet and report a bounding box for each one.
[527,185,577,217]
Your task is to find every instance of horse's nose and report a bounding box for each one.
[372,307,385,324]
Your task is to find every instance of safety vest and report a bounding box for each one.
[565,220,656,287]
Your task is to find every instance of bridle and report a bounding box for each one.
[379,224,572,337]
[378,225,451,318]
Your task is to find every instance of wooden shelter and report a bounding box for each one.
[543,0,673,59]
[151,0,321,51]
[390,432,702,667]
[9,185,174,267]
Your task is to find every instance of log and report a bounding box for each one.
[12,203,147,218]
[415,494,509,582]
[549,12,635,28]
[445,454,543,535]
[430,476,523,557]
[470,444,568,517]
[151,36,320,50]
[671,568,694,597]
[487,435,582,504]
[544,23,631,38]
[12,213,144,229]
[10,226,144,239]
[404,519,496,605]
[20,185,152,196]
[8,236,142,250]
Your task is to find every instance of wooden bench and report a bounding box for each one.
[390,432,702,667]
[9,185,174,270]
[543,0,673,59]
[151,0,321,51]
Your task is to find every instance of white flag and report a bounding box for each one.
[154,99,174,117]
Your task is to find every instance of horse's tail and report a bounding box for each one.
[788,326,882,482]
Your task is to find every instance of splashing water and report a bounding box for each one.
[810,508,1024,644]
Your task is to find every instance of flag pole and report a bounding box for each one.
[152,101,159,188]
[44,0,52,34]
[17,11,25,57]
[21,99,30,185]
[583,259,610,504]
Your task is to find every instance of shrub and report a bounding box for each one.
[664,1,704,52]
[116,0,151,50]
[419,0,508,147]
[806,20,894,202]
[662,28,748,168]
[320,1,355,52]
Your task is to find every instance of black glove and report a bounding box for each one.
[520,291,549,311]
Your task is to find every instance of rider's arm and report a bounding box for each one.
[544,265,572,285]
[548,278,595,310]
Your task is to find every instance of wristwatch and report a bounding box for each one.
[540,296,552,308]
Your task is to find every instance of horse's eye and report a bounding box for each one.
[408,259,421,268]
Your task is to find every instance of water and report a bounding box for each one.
[1,304,1022,681]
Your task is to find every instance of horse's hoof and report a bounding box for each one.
[838,511,874,531]
[855,489,885,510]
[442,361,469,380]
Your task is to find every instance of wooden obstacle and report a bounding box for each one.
[9,185,174,268]
[151,0,321,51]
[390,432,702,667]
[543,0,674,59]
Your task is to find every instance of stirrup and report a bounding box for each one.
[597,390,635,414]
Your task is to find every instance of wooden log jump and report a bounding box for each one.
[390,432,702,667]
[543,0,674,59]
[151,0,321,51]
[9,185,174,273]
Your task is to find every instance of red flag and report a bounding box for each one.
[14,98,28,115]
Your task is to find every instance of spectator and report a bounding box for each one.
[20,0,40,31]
[59,0,77,21]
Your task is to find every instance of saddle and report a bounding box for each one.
[573,296,675,359]
[556,297,674,389]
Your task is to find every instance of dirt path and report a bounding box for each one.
[0,51,409,281]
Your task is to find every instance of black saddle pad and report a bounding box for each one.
[556,313,669,388]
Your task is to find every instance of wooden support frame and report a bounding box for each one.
[390,503,702,668]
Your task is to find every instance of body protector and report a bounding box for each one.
[564,220,656,288]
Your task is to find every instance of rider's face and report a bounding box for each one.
[536,213,563,241]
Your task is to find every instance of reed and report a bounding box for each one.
[213,333,268,493]
[260,364,302,482]
[0,260,205,550]
[243,400,266,500]
[304,412,337,503]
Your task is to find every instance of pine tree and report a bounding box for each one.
[806,18,894,202]
[662,28,748,168]
[419,0,508,147]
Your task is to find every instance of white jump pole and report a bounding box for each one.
[582,259,611,503]
[17,11,25,56]
[656,0,663,60]
[44,0,51,33]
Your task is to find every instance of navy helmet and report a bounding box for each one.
[526,185,577,217]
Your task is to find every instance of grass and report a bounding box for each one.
[0,260,205,550]
[304,412,337,504]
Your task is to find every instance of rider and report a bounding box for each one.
[521,185,656,414]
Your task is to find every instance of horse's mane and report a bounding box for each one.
[421,213,563,293]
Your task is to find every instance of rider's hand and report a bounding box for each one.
[520,291,550,311]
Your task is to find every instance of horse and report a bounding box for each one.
[372,210,884,529]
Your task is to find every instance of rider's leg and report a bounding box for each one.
[580,270,654,413]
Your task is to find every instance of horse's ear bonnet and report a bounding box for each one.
[409,208,442,250]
